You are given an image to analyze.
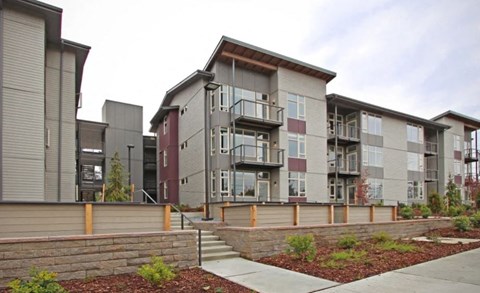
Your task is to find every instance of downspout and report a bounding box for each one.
[334,104,339,203]
[57,41,64,202]
[232,59,236,202]
[0,4,3,200]
[436,130,439,194]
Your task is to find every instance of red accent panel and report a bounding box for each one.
[287,118,306,134]
[289,197,307,203]
[157,110,179,204]
[454,151,462,160]
[454,175,462,185]
[288,158,307,172]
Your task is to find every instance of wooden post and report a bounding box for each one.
[343,205,349,223]
[328,205,334,224]
[221,202,230,222]
[392,206,397,221]
[203,204,207,219]
[250,205,257,227]
[101,184,106,202]
[370,205,375,223]
[130,184,135,202]
[293,204,300,226]
[85,203,93,235]
[164,205,171,231]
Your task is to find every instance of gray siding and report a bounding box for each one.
[257,205,294,227]
[93,205,164,234]
[298,205,329,225]
[1,8,45,200]
[223,206,251,227]
[349,206,370,223]
[375,206,393,222]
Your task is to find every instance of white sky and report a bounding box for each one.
[45,0,480,134]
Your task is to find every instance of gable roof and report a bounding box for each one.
[432,110,480,130]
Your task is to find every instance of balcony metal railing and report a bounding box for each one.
[230,99,284,126]
[328,124,361,141]
[231,144,284,167]
[465,148,479,162]
[425,141,438,154]
[425,169,438,181]
[328,158,359,174]
[465,173,479,185]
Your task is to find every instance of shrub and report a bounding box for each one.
[448,206,465,217]
[337,234,359,249]
[285,234,317,262]
[470,212,480,228]
[453,216,472,232]
[420,205,432,219]
[330,249,367,261]
[377,241,416,253]
[427,192,444,214]
[372,231,392,243]
[400,206,414,219]
[8,267,67,293]
[138,256,176,286]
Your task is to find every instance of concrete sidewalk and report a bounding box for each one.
[202,257,338,293]
[319,247,480,293]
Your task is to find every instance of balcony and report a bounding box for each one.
[327,158,360,176]
[144,162,156,171]
[465,148,479,163]
[465,173,478,185]
[230,99,284,129]
[231,144,284,169]
[425,169,438,182]
[425,141,438,156]
[327,124,361,144]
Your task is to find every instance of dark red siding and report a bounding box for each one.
[288,158,307,172]
[157,110,179,204]
[454,175,462,185]
[454,151,462,160]
[288,197,307,203]
[287,118,306,134]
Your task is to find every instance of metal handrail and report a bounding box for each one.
[231,144,285,165]
[170,204,203,266]
[230,99,284,123]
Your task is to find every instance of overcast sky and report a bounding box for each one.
[45,0,480,134]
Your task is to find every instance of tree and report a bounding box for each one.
[105,151,130,202]
[355,169,370,205]
[445,174,461,208]
[465,176,480,208]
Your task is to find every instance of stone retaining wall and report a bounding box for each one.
[215,218,452,260]
[0,231,197,288]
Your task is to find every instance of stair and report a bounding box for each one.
[170,213,240,261]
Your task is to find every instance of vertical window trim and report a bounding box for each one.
[220,127,229,154]
[220,170,230,196]
[287,93,306,120]
[288,172,306,197]
[163,116,168,135]
[163,150,168,167]
[288,133,306,159]
[211,171,216,198]
[210,128,216,155]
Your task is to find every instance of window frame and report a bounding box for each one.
[367,178,383,199]
[362,145,383,167]
[287,93,306,120]
[288,133,306,159]
[163,150,168,167]
[288,172,306,197]
[361,112,382,135]
[407,123,424,144]
[163,116,168,135]
[210,128,216,155]
[220,127,229,154]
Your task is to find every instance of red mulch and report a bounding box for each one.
[258,227,480,283]
[426,227,480,239]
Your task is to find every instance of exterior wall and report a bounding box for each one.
[158,110,180,204]
[215,218,451,260]
[1,7,45,200]
[102,101,143,201]
[0,231,197,288]
[299,205,330,225]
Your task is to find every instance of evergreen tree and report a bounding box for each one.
[445,174,461,208]
[105,151,130,202]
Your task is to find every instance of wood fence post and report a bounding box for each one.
[343,205,349,223]
[85,203,93,235]
[250,205,257,227]
[293,204,300,226]
[164,205,171,231]
[130,184,135,202]
[392,206,397,221]
[370,205,375,223]
[221,202,230,222]
[328,205,334,224]
[101,184,105,202]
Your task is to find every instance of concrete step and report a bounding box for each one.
[201,240,226,247]
[198,235,220,241]
[201,245,233,254]
[202,251,241,261]
[171,225,195,230]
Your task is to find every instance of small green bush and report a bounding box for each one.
[372,231,392,243]
[138,256,176,286]
[337,234,359,249]
[448,206,464,217]
[8,267,67,293]
[286,234,317,262]
[400,206,414,219]
[453,216,472,232]
[470,212,480,228]
[330,249,367,261]
[377,241,416,253]
[427,192,444,214]
[420,205,432,219]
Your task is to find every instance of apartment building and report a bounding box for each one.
[150,36,479,207]
[0,0,90,201]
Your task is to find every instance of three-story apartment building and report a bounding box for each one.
[150,36,479,207]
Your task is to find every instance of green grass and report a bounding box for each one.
[321,249,368,269]
[376,241,416,253]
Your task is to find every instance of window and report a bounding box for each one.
[210,91,215,113]
[211,171,216,197]
[232,171,256,197]
[221,170,229,197]
[362,112,382,135]
[368,178,383,199]
[220,128,229,154]
[219,85,231,111]
[163,116,168,135]
[181,106,188,116]
[181,177,188,185]
[407,181,424,200]
[210,128,215,155]
[454,160,461,176]
[362,145,383,167]
[407,152,424,171]
[287,93,305,120]
[163,182,168,199]
[163,150,168,167]
[289,172,306,197]
[407,124,423,143]
[288,133,306,158]
[181,141,188,150]
[453,135,461,151]
[232,129,256,157]
[329,178,344,200]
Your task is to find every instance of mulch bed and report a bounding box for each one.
[425,227,480,239]
[258,227,480,283]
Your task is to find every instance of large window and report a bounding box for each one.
[287,93,305,120]
[362,145,383,167]
[289,172,306,197]
[232,171,256,197]
[288,133,306,158]
[407,152,423,171]
[453,135,461,151]
[407,124,423,143]
[218,85,268,113]
[362,112,382,135]
[407,181,424,200]
[368,178,383,199]
[220,128,229,154]
[221,170,229,197]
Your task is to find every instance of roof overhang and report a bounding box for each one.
[149,70,214,132]
[204,36,336,83]
[63,39,91,111]
[327,93,450,131]
[431,111,480,131]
